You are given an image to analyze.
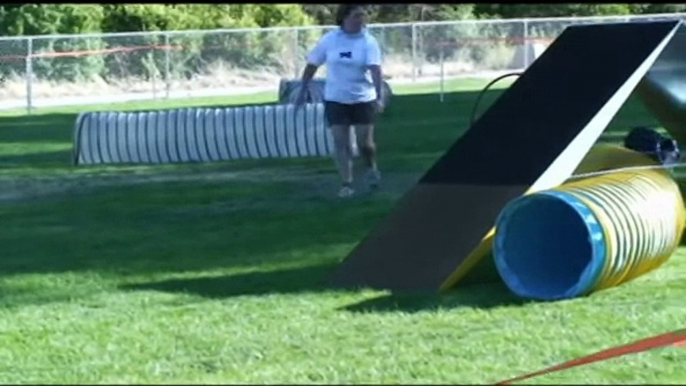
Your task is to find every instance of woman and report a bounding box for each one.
[295,4,385,198]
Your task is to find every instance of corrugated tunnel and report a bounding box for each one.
[493,144,686,301]
[72,103,343,165]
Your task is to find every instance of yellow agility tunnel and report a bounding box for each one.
[438,143,686,295]
[486,144,686,300]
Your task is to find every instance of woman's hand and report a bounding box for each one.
[294,87,307,111]
[375,98,385,114]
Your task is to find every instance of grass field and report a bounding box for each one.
[1,77,685,384]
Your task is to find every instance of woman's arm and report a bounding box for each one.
[366,36,384,109]
[300,64,319,88]
[369,64,383,104]
[296,35,328,106]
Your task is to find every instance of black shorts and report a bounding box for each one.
[324,101,377,126]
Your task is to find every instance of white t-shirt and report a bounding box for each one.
[306,28,382,104]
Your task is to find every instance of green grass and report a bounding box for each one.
[1,77,685,384]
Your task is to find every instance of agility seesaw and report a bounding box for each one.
[328,19,686,301]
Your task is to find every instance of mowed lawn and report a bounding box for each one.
[0,77,685,384]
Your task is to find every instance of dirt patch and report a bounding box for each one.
[0,164,422,205]
[304,167,420,201]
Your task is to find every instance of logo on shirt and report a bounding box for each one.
[339,51,352,59]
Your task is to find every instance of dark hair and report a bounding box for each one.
[336,4,366,27]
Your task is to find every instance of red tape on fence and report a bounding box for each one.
[0,36,555,62]
[0,44,184,62]
[496,328,686,385]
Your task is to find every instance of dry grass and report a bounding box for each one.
[0,43,548,103]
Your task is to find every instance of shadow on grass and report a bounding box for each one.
[0,113,76,144]
[121,259,525,312]
[342,281,527,313]
[0,184,388,276]
[341,253,526,313]
[120,262,339,298]
[0,149,73,170]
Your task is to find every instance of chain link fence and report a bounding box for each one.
[0,13,684,114]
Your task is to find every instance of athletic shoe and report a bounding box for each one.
[338,185,355,198]
[367,169,381,188]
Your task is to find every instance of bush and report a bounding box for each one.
[100,5,193,81]
[0,4,315,83]
[98,4,315,80]
[416,5,477,63]
[0,5,106,82]
[474,4,635,19]
[252,4,315,27]
[643,4,686,14]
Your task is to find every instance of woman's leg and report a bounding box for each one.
[325,101,355,197]
[355,124,378,172]
[352,101,381,187]
[331,124,354,186]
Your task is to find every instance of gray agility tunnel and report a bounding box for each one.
[278,78,393,108]
[72,102,357,166]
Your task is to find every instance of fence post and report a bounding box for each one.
[151,51,157,101]
[293,29,300,79]
[164,33,171,99]
[411,23,417,82]
[523,20,529,69]
[25,37,33,115]
[439,46,445,103]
